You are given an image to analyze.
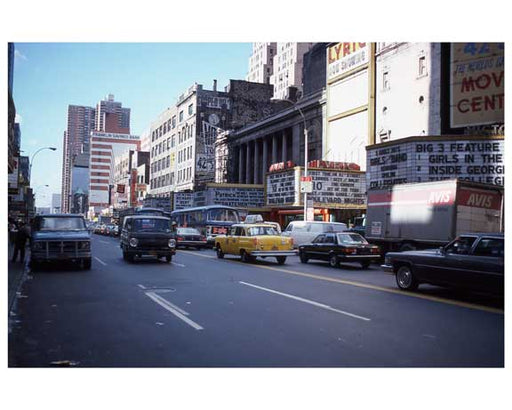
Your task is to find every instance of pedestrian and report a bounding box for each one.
[12,221,30,263]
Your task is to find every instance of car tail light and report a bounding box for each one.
[201,236,207,242]
[371,247,380,254]
[177,236,184,241]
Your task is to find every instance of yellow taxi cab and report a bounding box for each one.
[214,223,297,264]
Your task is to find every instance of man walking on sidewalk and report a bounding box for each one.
[11,221,30,263]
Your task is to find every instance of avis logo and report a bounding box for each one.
[467,194,493,208]
[428,191,452,204]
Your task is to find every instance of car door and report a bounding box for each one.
[319,233,336,261]
[224,226,238,255]
[463,236,504,294]
[307,234,325,260]
[432,235,478,288]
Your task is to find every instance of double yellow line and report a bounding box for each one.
[186,251,504,315]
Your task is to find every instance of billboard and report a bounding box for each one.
[450,43,504,128]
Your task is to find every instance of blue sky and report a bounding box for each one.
[12,42,252,207]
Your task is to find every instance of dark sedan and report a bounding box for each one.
[298,232,381,269]
[176,227,208,249]
[381,233,504,295]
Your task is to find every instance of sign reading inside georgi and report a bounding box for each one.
[367,137,504,189]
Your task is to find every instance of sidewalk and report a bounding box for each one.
[8,243,29,315]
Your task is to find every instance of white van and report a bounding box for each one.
[282,221,348,247]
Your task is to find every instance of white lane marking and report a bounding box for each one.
[171,261,186,267]
[145,291,204,331]
[137,284,147,290]
[94,257,107,266]
[239,281,371,322]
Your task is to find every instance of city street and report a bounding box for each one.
[9,234,504,367]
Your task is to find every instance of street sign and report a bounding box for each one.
[300,176,313,193]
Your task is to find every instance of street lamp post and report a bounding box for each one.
[280,99,309,220]
[29,146,57,181]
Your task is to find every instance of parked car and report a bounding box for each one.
[298,232,380,269]
[109,225,119,237]
[93,224,103,234]
[120,215,176,263]
[176,227,207,249]
[30,214,92,270]
[282,221,348,247]
[381,233,504,295]
[215,223,296,264]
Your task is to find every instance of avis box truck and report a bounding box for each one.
[365,179,503,254]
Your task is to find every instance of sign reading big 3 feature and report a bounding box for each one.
[266,167,367,208]
[327,42,369,81]
[451,43,504,128]
[367,136,504,189]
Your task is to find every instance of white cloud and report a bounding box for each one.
[14,49,28,61]
[15,113,23,123]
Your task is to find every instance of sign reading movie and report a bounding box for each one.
[327,42,369,81]
[367,136,505,189]
[450,43,504,128]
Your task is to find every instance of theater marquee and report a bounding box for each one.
[366,136,504,189]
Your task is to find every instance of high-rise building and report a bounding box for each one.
[61,95,131,212]
[88,131,140,213]
[95,94,130,134]
[270,42,315,100]
[246,42,276,85]
[61,105,96,212]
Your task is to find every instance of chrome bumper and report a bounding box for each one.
[250,250,298,257]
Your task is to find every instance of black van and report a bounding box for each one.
[120,215,176,263]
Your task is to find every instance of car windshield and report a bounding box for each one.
[336,233,368,245]
[133,218,171,232]
[38,217,86,231]
[178,228,200,235]
[247,226,278,236]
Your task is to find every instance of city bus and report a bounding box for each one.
[170,205,240,244]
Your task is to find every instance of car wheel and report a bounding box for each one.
[241,250,251,263]
[216,245,224,259]
[360,261,371,269]
[29,260,39,272]
[396,264,419,291]
[299,251,309,264]
[329,254,339,268]
[83,258,92,270]
[126,253,135,263]
[166,255,172,263]
[276,256,287,265]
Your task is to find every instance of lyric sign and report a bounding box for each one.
[367,137,504,189]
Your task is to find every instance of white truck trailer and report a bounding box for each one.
[364,179,504,254]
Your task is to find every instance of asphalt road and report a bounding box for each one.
[8,234,504,367]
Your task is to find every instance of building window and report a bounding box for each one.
[418,55,427,77]
[172,116,176,128]
[383,70,390,91]
[179,111,183,122]
[188,104,193,116]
